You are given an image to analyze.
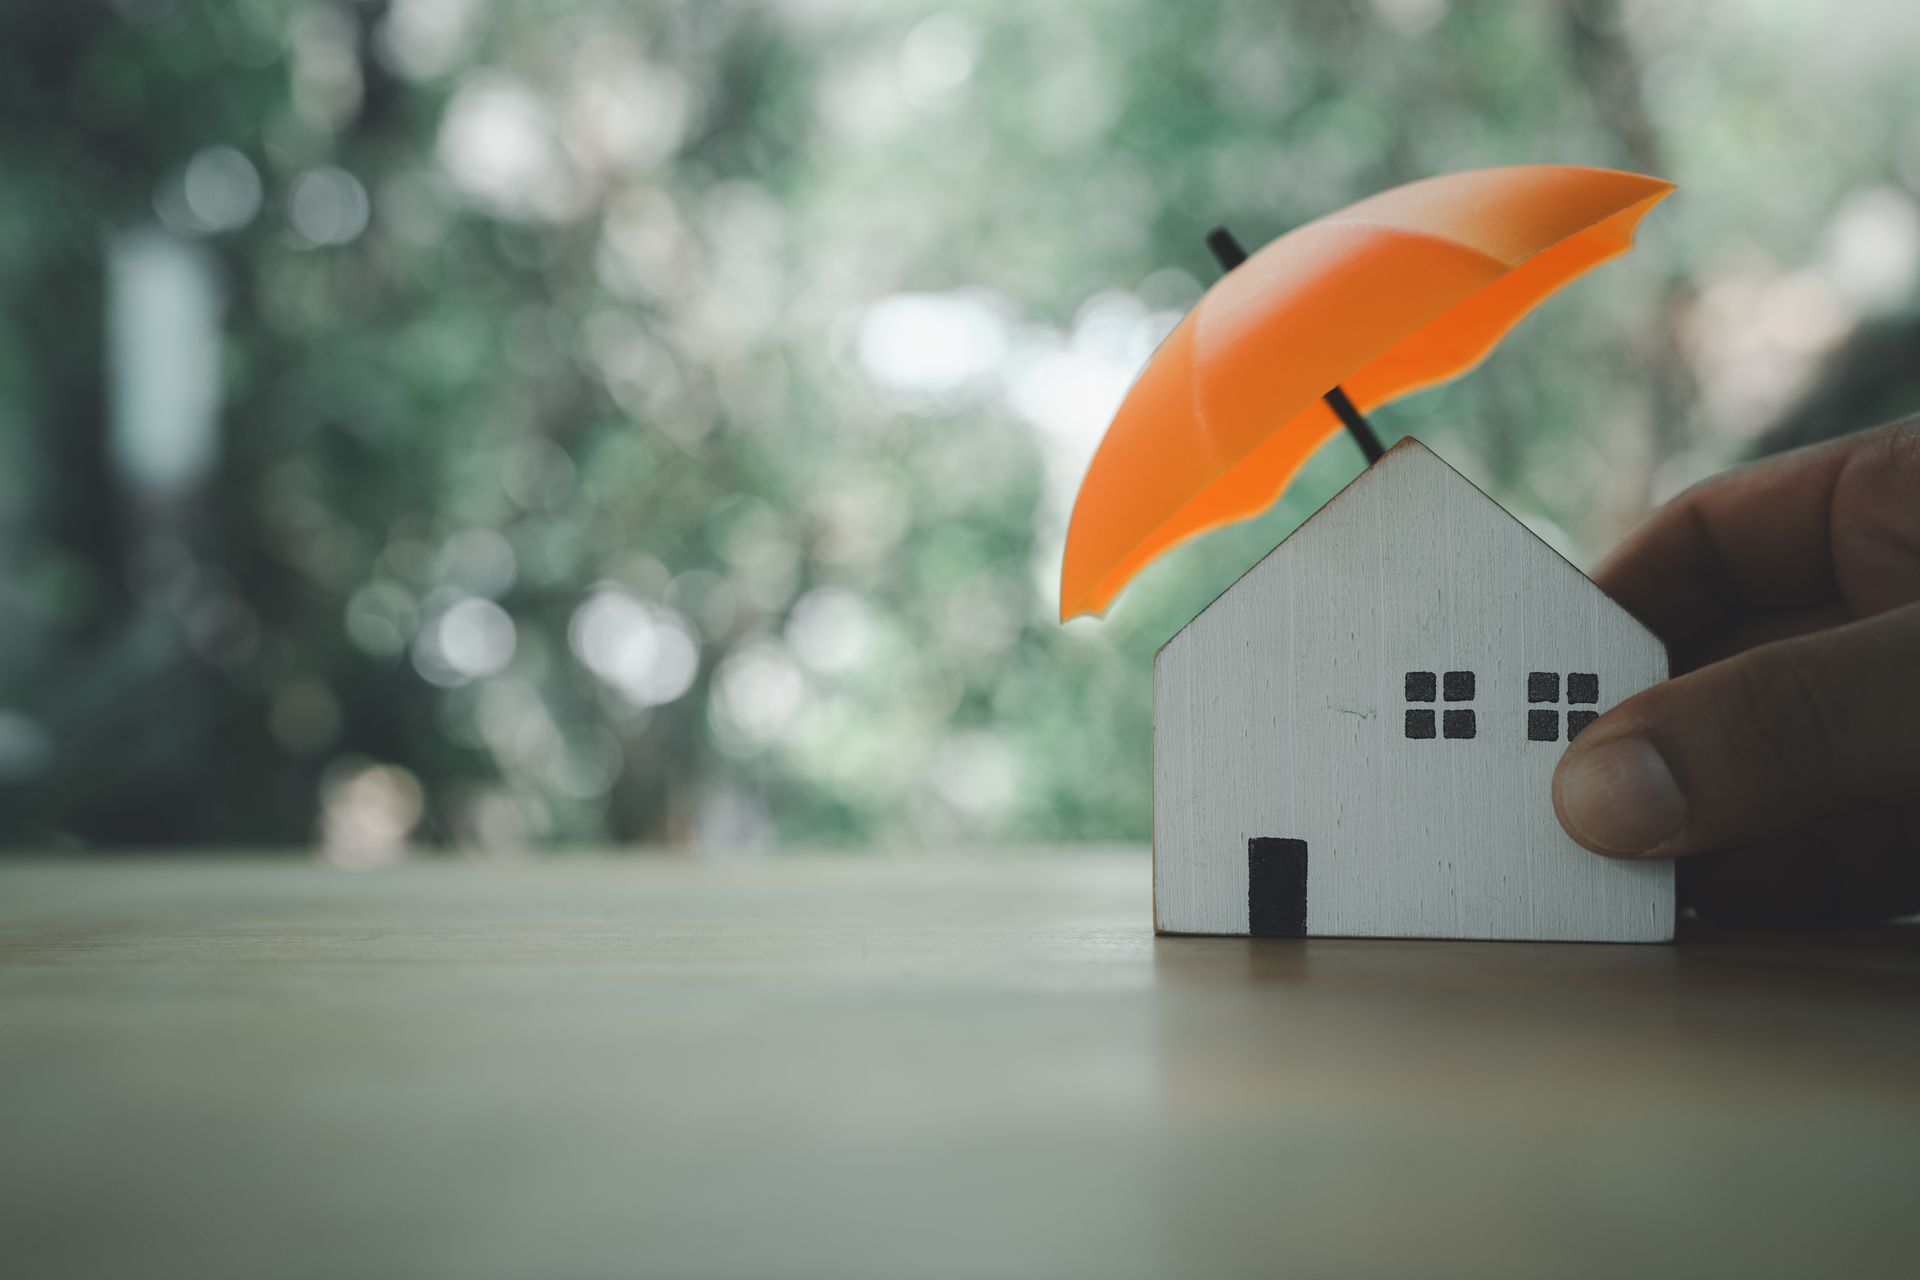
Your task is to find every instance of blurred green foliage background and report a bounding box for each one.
[3,0,1918,859]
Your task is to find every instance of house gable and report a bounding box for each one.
[1153,439,1672,941]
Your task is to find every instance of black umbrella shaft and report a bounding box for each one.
[1321,385,1385,464]
[1205,226,1387,465]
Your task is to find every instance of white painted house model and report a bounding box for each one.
[1153,438,1674,943]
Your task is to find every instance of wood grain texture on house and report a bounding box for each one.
[1154,439,1672,942]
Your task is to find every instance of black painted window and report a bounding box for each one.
[1528,672,1599,742]
[1407,670,1476,739]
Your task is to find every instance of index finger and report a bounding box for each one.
[1593,418,1920,654]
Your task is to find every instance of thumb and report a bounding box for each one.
[1552,602,1920,859]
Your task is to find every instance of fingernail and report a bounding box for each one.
[1556,736,1687,856]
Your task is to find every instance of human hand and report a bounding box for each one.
[1552,418,1920,924]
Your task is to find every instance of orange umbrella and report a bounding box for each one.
[1058,164,1674,620]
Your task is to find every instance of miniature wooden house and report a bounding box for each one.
[1153,439,1673,942]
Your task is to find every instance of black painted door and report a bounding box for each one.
[1248,838,1308,937]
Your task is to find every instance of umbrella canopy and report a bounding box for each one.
[1059,164,1674,620]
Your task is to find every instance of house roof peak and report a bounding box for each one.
[1155,434,1657,660]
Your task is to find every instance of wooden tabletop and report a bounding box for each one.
[4,855,1919,1279]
